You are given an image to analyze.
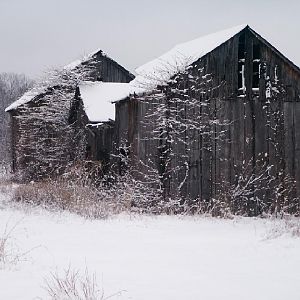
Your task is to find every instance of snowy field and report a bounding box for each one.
[0,195,300,299]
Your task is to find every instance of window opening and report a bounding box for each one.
[238,33,246,94]
[252,44,261,91]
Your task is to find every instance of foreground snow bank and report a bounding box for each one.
[0,205,299,299]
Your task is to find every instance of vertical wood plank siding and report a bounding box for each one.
[115,28,300,211]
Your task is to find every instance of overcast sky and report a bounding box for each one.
[0,0,299,79]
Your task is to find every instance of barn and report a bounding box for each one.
[5,24,300,215]
[5,49,134,180]
[113,24,300,215]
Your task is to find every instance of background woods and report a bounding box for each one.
[0,73,33,170]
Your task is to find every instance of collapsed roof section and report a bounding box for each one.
[79,81,133,123]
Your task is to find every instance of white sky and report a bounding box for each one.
[0,0,299,79]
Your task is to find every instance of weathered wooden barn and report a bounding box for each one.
[112,24,300,214]
[5,24,300,214]
[5,49,133,179]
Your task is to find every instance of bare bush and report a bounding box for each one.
[266,217,300,239]
[13,181,127,219]
[285,219,300,237]
[44,267,123,300]
[12,163,130,219]
[134,65,229,202]
[0,173,13,203]
[0,220,24,268]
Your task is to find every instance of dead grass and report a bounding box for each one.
[13,179,130,219]
[0,171,13,198]
[44,267,124,300]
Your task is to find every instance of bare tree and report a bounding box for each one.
[0,73,33,170]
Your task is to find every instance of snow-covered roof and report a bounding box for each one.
[79,81,133,123]
[6,25,252,112]
[5,87,44,112]
[5,51,104,112]
[132,24,248,90]
[63,48,103,71]
[5,48,133,112]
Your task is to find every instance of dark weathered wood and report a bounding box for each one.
[294,102,300,196]
[284,102,295,178]
[113,26,300,214]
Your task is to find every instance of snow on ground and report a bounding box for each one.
[0,200,300,299]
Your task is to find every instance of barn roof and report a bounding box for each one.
[5,87,45,112]
[131,24,300,91]
[79,81,133,123]
[131,24,248,90]
[247,27,300,75]
[5,49,134,112]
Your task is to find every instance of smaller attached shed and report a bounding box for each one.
[73,81,132,172]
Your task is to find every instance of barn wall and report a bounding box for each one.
[115,27,300,214]
[10,111,19,173]
[196,27,300,214]
[114,98,139,172]
[114,96,161,187]
[194,28,300,212]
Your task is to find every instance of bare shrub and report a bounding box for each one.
[285,219,300,237]
[110,173,231,217]
[266,217,300,239]
[0,220,25,268]
[0,177,14,207]
[12,163,131,219]
[13,180,128,219]
[210,157,300,217]
[0,223,15,267]
[44,267,123,300]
